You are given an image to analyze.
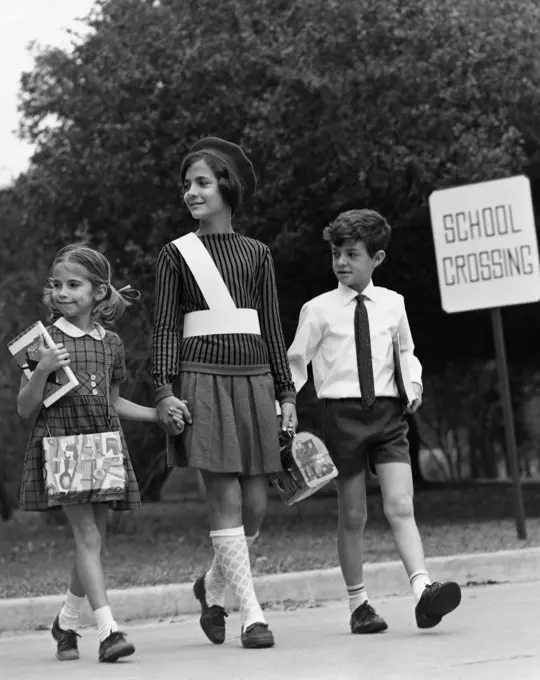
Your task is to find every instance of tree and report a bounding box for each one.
[0,182,54,510]
[8,0,540,487]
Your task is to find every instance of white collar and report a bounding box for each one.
[337,280,376,305]
[53,317,106,340]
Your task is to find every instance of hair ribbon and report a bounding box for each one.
[115,283,141,301]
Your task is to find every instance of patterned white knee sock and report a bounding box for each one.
[210,526,265,630]
[205,530,260,607]
[205,553,228,607]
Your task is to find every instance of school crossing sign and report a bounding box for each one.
[429,175,540,313]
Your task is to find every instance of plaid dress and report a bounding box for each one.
[19,319,141,512]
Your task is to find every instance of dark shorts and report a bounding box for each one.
[322,398,410,477]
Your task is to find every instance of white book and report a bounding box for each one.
[392,333,416,408]
[8,321,79,408]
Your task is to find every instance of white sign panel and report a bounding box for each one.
[429,175,540,313]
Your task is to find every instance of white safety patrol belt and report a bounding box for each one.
[171,233,261,337]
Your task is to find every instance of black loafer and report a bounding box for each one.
[241,622,275,649]
[350,602,388,634]
[415,581,462,629]
[193,574,228,644]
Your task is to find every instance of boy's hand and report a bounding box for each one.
[280,402,298,432]
[35,337,70,375]
[406,383,423,414]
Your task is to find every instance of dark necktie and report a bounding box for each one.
[354,295,376,408]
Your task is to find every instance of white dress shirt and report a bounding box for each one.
[287,281,422,400]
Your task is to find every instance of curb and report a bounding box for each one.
[1,547,539,634]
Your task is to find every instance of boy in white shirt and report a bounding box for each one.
[288,209,461,634]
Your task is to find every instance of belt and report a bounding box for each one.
[183,309,261,337]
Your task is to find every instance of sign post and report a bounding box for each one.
[490,307,526,538]
[429,175,540,540]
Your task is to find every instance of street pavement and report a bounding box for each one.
[0,581,537,680]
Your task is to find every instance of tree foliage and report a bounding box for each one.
[2,0,539,492]
[18,0,538,245]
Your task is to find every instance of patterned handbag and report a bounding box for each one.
[42,339,127,508]
[270,430,338,506]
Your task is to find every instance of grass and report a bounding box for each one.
[1,483,540,599]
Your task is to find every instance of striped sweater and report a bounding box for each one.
[152,232,296,405]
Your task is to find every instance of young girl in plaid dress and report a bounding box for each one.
[18,244,184,663]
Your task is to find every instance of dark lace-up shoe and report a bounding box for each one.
[415,581,462,629]
[51,614,81,661]
[193,574,228,644]
[350,602,388,634]
[98,631,135,662]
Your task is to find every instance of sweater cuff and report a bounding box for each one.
[153,384,174,405]
[277,391,296,406]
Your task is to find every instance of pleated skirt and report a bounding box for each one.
[167,371,282,476]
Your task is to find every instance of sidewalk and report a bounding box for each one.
[1,546,539,634]
[1,581,539,679]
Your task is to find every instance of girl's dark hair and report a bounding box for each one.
[323,209,391,257]
[43,243,140,326]
[180,151,244,214]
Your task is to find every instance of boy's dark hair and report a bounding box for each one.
[180,151,244,214]
[323,209,391,257]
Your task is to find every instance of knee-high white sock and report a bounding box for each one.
[410,570,431,603]
[205,530,260,607]
[347,583,368,614]
[205,553,228,608]
[59,590,85,631]
[210,526,265,630]
[94,605,119,643]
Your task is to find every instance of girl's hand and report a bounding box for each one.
[280,402,298,433]
[156,397,191,435]
[35,337,70,375]
[168,405,186,433]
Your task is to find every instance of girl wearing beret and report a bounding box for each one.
[152,137,297,649]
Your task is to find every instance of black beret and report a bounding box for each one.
[190,137,257,201]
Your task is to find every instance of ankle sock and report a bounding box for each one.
[410,570,431,603]
[347,583,368,614]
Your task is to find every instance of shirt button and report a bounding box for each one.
[92,389,98,395]
[90,374,97,380]
[90,381,97,387]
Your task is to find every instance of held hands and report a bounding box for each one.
[156,396,192,435]
[406,383,423,414]
[35,336,70,375]
[168,405,187,433]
